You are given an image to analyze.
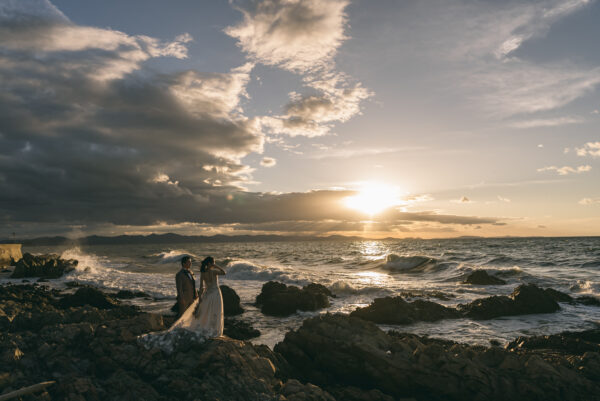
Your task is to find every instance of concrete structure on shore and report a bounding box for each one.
[0,244,22,266]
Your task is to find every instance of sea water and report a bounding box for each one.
[3,237,600,348]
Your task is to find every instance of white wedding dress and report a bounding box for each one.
[170,270,224,337]
[138,270,224,352]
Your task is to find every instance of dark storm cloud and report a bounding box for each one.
[0,1,506,236]
[0,1,263,228]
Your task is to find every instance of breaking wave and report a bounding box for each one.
[380,254,438,273]
[225,260,309,285]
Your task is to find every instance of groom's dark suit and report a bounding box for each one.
[175,268,197,316]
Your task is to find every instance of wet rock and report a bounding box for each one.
[256,281,333,316]
[350,296,460,324]
[506,329,600,355]
[275,313,600,401]
[463,270,506,285]
[399,290,454,301]
[59,287,119,310]
[459,284,560,320]
[224,318,260,340]
[113,289,150,299]
[11,253,77,279]
[220,285,244,316]
[544,288,573,303]
[577,296,600,306]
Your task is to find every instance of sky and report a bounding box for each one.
[0,0,599,239]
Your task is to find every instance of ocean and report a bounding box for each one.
[4,237,600,348]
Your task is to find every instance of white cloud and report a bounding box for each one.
[225,0,349,74]
[307,146,425,160]
[227,0,372,137]
[260,157,277,167]
[537,165,592,175]
[471,62,600,117]
[497,196,511,203]
[412,0,600,117]
[575,142,600,157]
[169,63,254,119]
[510,116,585,129]
[579,197,600,205]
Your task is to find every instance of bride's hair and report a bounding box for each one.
[200,256,214,272]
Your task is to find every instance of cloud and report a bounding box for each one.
[497,196,511,203]
[451,196,472,203]
[261,77,372,137]
[0,1,267,228]
[537,165,592,175]
[227,0,372,137]
[408,0,600,117]
[509,116,585,129]
[260,157,277,167]
[579,197,600,205]
[470,62,600,117]
[225,0,349,74]
[307,146,424,160]
[575,142,600,157]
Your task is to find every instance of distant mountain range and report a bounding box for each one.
[2,233,374,246]
[2,233,596,246]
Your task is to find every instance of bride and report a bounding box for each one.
[170,256,226,337]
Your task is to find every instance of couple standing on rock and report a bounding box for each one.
[173,255,226,337]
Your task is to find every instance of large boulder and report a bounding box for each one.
[459,284,560,320]
[350,296,460,324]
[59,287,119,310]
[11,253,77,279]
[463,270,506,285]
[274,313,600,401]
[256,281,333,316]
[220,285,244,316]
[224,318,260,340]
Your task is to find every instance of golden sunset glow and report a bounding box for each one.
[343,183,404,215]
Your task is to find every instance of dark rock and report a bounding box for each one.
[114,289,150,299]
[11,253,77,279]
[507,329,600,355]
[59,287,119,309]
[220,285,244,316]
[544,288,573,303]
[224,318,261,340]
[350,296,460,324]
[275,313,600,401]
[256,281,333,316]
[577,296,600,306]
[459,284,560,320]
[463,270,506,285]
[399,290,454,301]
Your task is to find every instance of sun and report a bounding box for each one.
[343,182,404,215]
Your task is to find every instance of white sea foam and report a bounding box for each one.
[328,280,390,296]
[59,248,175,298]
[570,280,600,295]
[152,250,195,264]
[61,247,111,273]
[225,260,309,285]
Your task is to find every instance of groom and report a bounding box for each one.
[175,255,198,316]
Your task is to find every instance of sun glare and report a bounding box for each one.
[343,182,404,215]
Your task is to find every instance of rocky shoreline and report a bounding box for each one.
[2,254,600,400]
[1,282,599,400]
